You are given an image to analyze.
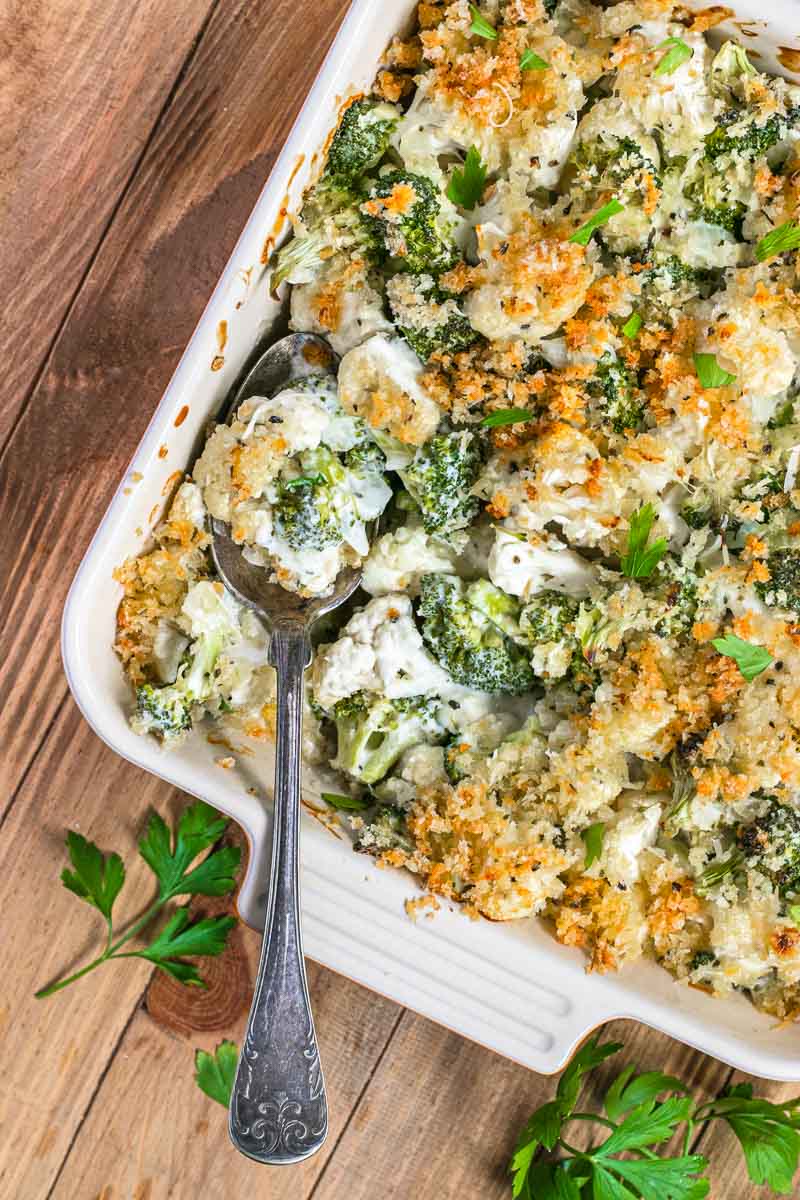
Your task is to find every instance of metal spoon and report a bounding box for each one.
[212,333,361,1165]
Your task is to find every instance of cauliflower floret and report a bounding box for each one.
[337,334,441,451]
[362,525,458,596]
[289,257,393,355]
[598,797,663,887]
[489,529,597,600]
[695,286,797,416]
[169,481,206,530]
[614,26,716,157]
[312,593,451,708]
[465,220,595,344]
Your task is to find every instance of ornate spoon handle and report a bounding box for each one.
[228,623,328,1164]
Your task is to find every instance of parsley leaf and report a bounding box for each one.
[526,1162,584,1199]
[693,352,736,389]
[569,199,625,246]
[558,1035,623,1111]
[61,832,125,927]
[520,48,550,71]
[789,904,800,926]
[654,36,694,76]
[35,803,239,999]
[321,791,370,811]
[605,1067,689,1122]
[481,407,536,428]
[621,312,642,339]
[469,4,497,39]
[595,1156,710,1200]
[708,1084,800,1194]
[195,1040,239,1106]
[511,1101,564,1195]
[137,908,236,985]
[581,821,606,868]
[139,801,238,899]
[756,221,800,263]
[512,1038,622,1195]
[510,1036,799,1200]
[447,145,488,210]
[711,633,773,681]
[598,1097,694,1155]
[620,503,668,579]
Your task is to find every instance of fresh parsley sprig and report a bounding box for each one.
[469,4,497,39]
[620,503,668,579]
[511,1035,800,1199]
[621,312,642,339]
[35,802,240,997]
[755,220,800,263]
[654,36,694,77]
[447,145,488,210]
[693,352,736,389]
[711,632,773,681]
[569,200,625,246]
[195,1040,239,1106]
[321,791,371,811]
[520,48,550,71]
[481,407,536,428]
[581,822,606,868]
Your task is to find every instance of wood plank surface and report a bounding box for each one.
[2,1,800,1199]
[0,0,350,805]
[0,0,217,449]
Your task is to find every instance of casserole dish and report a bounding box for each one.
[62,0,800,1079]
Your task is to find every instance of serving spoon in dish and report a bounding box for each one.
[210,332,361,1165]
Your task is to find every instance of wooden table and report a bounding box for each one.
[0,2,796,1196]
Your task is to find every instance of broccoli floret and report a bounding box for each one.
[331,693,444,785]
[466,578,524,641]
[401,431,484,536]
[704,109,787,161]
[572,135,660,190]
[444,734,474,783]
[690,948,719,974]
[695,201,746,236]
[353,805,414,855]
[273,471,342,551]
[568,650,602,696]
[418,574,535,695]
[683,157,747,237]
[769,398,796,430]
[652,563,698,638]
[681,491,713,530]
[134,626,229,741]
[271,201,375,290]
[588,353,644,434]
[135,682,194,739]
[387,273,479,362]
[736,798,800,895]
[520,591,579,645]
[324,99,400,187]
[755,548,800,615]
[361,170,457,275]
[343,440,386,474]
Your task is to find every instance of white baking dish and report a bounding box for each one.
[62,0,800,1079]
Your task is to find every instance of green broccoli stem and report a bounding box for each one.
[34,895,166,998]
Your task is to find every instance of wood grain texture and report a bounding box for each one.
[0,700,191,1198]
[49,965,401,1200]
[0,0,350,806]
[2,0,800,1197]
[0,0,217,449]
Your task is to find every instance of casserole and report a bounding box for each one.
[63,0,800,1078]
